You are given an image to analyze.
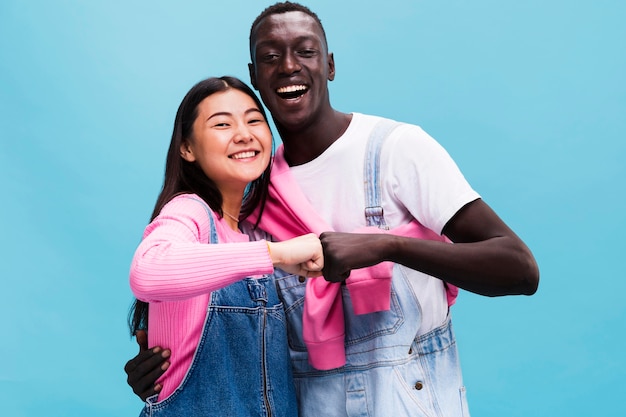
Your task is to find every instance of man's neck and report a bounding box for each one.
[277,110,352,166]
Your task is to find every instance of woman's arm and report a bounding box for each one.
[129,197,274,302]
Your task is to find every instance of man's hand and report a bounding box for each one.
[320,232,388,282]
[124,330,170,401]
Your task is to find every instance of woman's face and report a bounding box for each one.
[181,89,272,195]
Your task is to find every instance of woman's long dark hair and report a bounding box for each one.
[128,76,272,335]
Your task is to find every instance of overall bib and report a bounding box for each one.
[276,121,471,417]
[140,201,298,417]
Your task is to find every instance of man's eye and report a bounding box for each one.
[299,49,317,57]
[261,53,279,63]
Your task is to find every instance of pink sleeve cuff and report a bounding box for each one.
[346,262,393,315]
[306,335,347,370]
[445,283,459,306]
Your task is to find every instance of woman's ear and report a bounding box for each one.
[180,140,196,162]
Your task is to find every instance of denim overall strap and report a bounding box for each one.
[141,197,298,417]
[186,196,219,243]
[364,119,402,230]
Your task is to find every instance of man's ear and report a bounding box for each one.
[180,141,195,162]
[327,52,336,82]
[248,63,258,90]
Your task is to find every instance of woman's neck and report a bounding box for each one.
[221,192,244,232]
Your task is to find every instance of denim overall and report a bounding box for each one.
[275,120,471,417]
[140,200,298,417]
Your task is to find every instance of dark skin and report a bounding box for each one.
[126,10,539,401]
[320,200,538,295]
[123,330,170,400]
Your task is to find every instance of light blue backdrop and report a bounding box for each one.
[1,0,624,415]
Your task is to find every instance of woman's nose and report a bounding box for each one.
[233,124,254,142]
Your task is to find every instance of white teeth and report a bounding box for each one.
[231,151,256,159]
[276,85,307,93]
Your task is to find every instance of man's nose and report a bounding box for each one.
[279,53,301,75]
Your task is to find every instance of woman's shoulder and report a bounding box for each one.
[158,193,215,223]
[164,193,209,210]
[146,194,215,242]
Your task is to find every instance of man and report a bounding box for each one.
[125,2,539,415]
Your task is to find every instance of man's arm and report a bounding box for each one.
[320,198,539,296]
[124,330,170,401]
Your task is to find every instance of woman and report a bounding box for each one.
[128,76,323,417]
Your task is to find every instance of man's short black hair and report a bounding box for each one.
[249,1,328,58]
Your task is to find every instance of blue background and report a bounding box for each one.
[1,0,624,415]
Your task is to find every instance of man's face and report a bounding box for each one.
[249,11,335,130]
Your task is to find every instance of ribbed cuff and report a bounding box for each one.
[347,278,392,315]
[305,335,346,370]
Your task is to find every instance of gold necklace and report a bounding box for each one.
[222,210,239,223]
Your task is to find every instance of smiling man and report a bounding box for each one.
[125,2,539,416]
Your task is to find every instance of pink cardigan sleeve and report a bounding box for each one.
[129,195,274,302]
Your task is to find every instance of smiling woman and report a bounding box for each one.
[126,76,324,417]
[178,88,273,225]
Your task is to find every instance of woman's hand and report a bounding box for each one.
[268,233,324,277]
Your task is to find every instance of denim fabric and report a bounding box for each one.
[276,267,469,417]
[138,197,298,416]
[140,275,298,417]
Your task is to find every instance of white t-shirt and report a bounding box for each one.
[290,113,480,334]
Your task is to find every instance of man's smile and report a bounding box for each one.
[276,84,308,99]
